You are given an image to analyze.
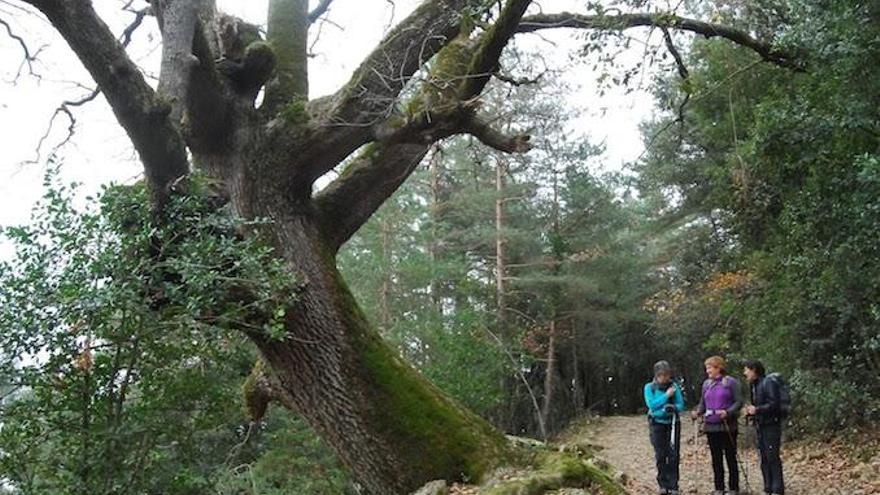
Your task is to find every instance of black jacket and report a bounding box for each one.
[750,375,782,424]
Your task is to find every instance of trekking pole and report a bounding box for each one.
[671,409,678,449]
[689,416,699,495]
[723,417,751,495]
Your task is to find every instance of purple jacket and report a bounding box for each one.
[696,375,743,432]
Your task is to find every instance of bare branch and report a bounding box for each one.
[661,26,690,125]
[23,0,189,203]
[1,15,44,81]
[517,12,801,70]
[25,2,158,164]
[120,6,149,50]
[307,0,334,24]
[493,68,543,86]
[27,88,100,165]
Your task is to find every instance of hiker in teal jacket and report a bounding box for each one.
[644,360,685,495]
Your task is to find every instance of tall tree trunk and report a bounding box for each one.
[571,338,585,412]
[379,215,393,332]
[541,319,557,432]
[428,147,444,310]
[229,172,510,494]
[495,158,508,335]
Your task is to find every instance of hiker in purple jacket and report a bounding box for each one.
[692,355,743,495]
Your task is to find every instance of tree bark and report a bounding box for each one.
[224,161,511,494]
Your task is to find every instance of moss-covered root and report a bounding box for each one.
[480,450,625,495]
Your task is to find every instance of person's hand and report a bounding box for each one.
[665,387,676,398]
[663,404,676,414]
[746,405,757,416]
[719,409,728,419]
[690,410,700,421]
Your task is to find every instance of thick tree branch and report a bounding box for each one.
[459,0,532,100]
[466,117,531,153]
[24,0,188,203]
[157,0,204,124]
[307,0,334,24]
[517,12,801,70]
[314,142,433,251]
[152,0,235,154]
[286,0,528,190]
[306,1,533,243]
[271,0,485,187]
[311,0,483,127]
[265,0,309,112]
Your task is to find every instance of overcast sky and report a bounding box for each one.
[0,0,661,234]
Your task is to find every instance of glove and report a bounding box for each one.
[663,404,677,414]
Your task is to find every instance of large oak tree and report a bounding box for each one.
[7,0,794,492]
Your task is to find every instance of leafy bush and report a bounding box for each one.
[0,171,345,493]
[788,369,880,435]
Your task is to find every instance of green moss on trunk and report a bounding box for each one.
[327,264,513,488]
[358,331,512,483]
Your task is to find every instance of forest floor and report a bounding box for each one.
[575,415,880,495]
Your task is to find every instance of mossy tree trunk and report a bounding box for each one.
[223,158,511,493]
[21,0,800,492]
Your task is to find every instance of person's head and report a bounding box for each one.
[653,360,673,384]
[743,359,765,382]
[704,356,726,379]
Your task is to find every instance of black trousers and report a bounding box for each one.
[757,423,785,494]
[649,421,680,492]
[706,430,739,491]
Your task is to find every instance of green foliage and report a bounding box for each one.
[789,369,880,436]
[638,0,880,428]
[215,410,355,495]
[0,171,343,493]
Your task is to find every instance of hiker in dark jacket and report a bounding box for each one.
[644,360,685,495]
[744,360,785,495]
[692,355,743,495]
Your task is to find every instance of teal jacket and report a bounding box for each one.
[644,380,685,424]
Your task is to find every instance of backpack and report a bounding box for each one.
[766,372,792,418]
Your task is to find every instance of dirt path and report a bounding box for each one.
[583,416,880,495]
